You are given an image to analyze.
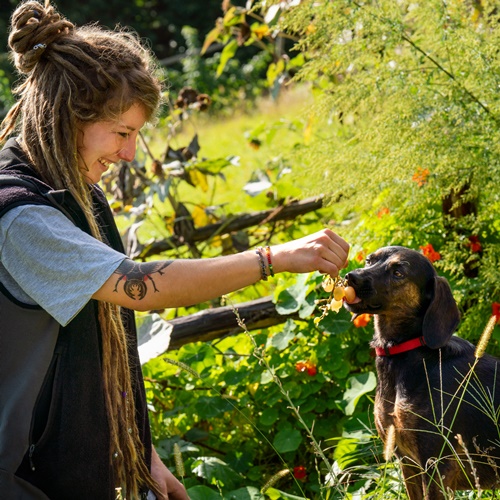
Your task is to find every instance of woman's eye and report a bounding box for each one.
[118,132,130,138]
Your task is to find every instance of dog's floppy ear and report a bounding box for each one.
[422,276,460,349]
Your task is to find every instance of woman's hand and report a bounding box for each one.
[271,229,349,276]
[150,447,189,500]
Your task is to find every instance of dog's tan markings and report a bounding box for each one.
[385,256,420,304]
[392,398,421,461]
[399,282,422,309]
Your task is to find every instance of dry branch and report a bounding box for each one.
[167,296,297,350]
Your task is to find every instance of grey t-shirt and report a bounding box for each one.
[0,204,127,326]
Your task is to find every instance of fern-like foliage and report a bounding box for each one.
[262,0,500,345]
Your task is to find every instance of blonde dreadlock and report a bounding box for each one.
[1,1,163,497]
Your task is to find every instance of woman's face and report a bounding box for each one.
[77,103,147,184]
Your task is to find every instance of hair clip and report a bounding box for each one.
[33,43,47,51]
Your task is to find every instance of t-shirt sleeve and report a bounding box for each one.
[0,204,127,326]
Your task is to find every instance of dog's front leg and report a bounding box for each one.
[400,458,426,500]
[421,460,459,500]
[399,456,454,500]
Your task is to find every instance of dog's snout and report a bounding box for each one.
[345,271,361,286]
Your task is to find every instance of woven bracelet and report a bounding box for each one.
[265,246,274,277]
[256,248,268,281]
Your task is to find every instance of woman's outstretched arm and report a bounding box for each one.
[93,229,349,311]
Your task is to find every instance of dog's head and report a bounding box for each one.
[344,246,460,348]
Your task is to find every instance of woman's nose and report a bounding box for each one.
[117,138,137,162]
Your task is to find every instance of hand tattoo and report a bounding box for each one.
[113,259,172,300]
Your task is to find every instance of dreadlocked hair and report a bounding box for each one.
[1,1,163,497]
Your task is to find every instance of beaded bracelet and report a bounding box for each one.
[255,248,268,281]
[265,246,274,277]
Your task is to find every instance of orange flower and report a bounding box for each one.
[355,250,366,263]
[412,167,430,187]
[353,313,371,328]
[493,303,500,324]
[293,465,307,480]
[295,361,317,376]
[466,235,482,253]
[377,207,390,218]
[420,243,441,263]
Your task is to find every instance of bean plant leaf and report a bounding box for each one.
[186,485,222,500]
[192,457,242,489]
[195,396,234,418]
[136,313,172,365]
[179,343,216,374]
[259,407,279,426]
[316,308,352,335]
[341,372,377,416]
[267,319,296,350]
[275,273,316,318]
[272,429,302,453]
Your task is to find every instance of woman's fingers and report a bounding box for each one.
[273,229,349,275]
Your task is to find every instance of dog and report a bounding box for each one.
[343,246,500,499]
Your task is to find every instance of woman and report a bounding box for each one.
[0,1,350,499]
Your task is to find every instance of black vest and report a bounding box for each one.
[0,138,151,499]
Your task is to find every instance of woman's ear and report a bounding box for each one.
[422,276,461,349]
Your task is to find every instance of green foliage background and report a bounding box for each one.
[257,0,500,345]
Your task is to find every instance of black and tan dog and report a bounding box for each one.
[343,246,500,499]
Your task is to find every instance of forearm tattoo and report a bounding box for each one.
[113,259,173,300]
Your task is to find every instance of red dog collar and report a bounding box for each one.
[375,336,426,357]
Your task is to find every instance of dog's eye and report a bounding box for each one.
[393,269,405,279]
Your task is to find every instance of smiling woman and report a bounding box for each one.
[0,1,350,499]
[77,104,147,184]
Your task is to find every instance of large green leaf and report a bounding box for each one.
[186,485,221,500]
[341,372,377,416]
[191,457,242,489]
[275,274,316,318]
[225,486,264,500]
[267,319,297,351]
[136,313,172,365]
[316,308,353,336]
[195,396,234,418]
[272,429,302,453]
[178,343,217,374]
[259,407,279,426]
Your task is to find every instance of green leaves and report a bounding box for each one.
[136,313,173,364]
[341,372,377,416]
[192,457,243,489]
[275,273,317,319]
[273,428,302,453]
[217,39,238,77]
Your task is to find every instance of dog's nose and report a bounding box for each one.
[345,271,360,286]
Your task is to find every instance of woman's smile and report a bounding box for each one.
[77,103,147,184]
